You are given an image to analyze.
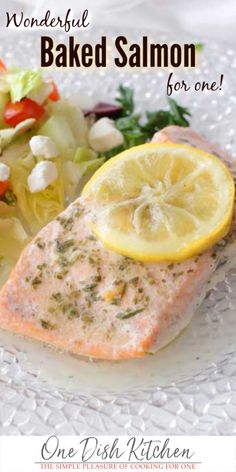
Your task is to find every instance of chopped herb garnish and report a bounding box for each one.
[56,216,74,231]
[31,276,42,288]
[130,276,139,284]
[40,319,55,330]
[173,271,184,279]
[56,239,74,253]
[217,258,228,269]
[73,206,83,218]
[93,275,102,283]
[111,298,121,306]
[50,292,63,302]
[118,263,126,271]
[216,240,227,249]
[61,302,74,314]
[81,313,94,324]
[68,307,78,319]
[58,256,69,268]
[116,308,144,320]
[37,263,47,271]
[84,283,97,292]
[167,263,174,270]
[70,290,81,298]
[35,239,45,250]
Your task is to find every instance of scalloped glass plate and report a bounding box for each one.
[0,28,236,436]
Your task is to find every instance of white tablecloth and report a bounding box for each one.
[0,0,236,45]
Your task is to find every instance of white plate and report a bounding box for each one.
[0,29,236,435]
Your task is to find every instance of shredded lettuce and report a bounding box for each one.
[0,200,18,219]
[0,119,36,153]
[74,147,97,163]
[9,154,65,234]
[79,158,105,175]
[38,115,76,154]
[0,140,30,168]
[28,80,52,105]
[0,214,29,287]
[62,161,84,199]
[77,157,105,193]
[63,149,104,199]
[6,69,43,103]
[47,99,89,148]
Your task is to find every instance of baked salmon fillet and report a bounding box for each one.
[0,126,235,360]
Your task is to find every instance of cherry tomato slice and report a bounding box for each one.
[48,80,60,101]
[0,59,6,72]
[0,180,10,198]
[4,98,45,127]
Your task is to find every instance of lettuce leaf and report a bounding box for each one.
[76,158,105,193]
[62,161,83,199]
[47,99,89,148]
[74,147,97,163]
[0,119,36,153]
[63,153,104,199]
[0,215,29,288]
[79,158,105,176]
[6,69,43,103]
[9,154,65,234]
[28,80,52,105]
[38,115,76,154]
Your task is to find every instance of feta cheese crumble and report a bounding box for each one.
[88,117,124,153]
[29,135,59,159]
[27,161,58,193]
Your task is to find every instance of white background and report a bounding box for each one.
[0,0,236,44]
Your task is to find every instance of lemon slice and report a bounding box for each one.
[83,143,235,262]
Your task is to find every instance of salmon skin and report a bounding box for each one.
[0,126,235,361]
